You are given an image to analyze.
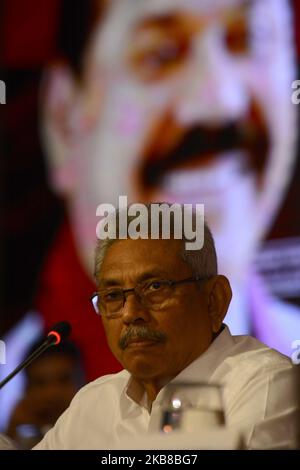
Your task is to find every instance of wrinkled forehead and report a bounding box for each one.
[114,0,253,16]
[102,0,292,23]
[93,0,292,61]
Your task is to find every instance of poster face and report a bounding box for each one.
[44,0,299,342]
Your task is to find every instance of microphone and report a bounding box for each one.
[0,321,72,390]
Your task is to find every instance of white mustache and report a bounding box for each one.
[119,326,166,350]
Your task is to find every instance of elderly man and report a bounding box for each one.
[34,206,298,450]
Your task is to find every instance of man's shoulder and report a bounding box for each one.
[0,434,18,450]
[218,331,296,411]
[228,333,293,374]
[73,369,130,402]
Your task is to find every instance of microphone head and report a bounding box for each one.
[47,321,72,345]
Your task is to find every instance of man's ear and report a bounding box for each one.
[40,63,94,195]
[206,275,232,333]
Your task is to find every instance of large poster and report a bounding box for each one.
[1,0,300,431]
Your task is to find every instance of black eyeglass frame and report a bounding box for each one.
[90,276,206,317]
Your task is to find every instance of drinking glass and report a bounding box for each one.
[160,382,225,434]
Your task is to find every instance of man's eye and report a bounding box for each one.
[104,291,122,301]
[144,42,182,66]
[147,281,164,291]
[129,37,189,81]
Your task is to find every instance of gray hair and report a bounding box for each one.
[94,203,217,285]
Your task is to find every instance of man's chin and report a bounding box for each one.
[122,348,164,373]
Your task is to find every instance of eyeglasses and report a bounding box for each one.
[90,276,204,318]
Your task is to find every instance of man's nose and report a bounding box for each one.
[121,291,151,324]
[174,28,249,125]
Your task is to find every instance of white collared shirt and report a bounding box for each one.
[34,326,299,450]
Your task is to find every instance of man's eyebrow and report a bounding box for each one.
[135,12,180,31]
[99,269,172,288]
[98,278,123,288]
[137,270,172,282]
[133,13,194,33]
[133,1,256,32]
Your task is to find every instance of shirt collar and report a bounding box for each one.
[168,325,234,382]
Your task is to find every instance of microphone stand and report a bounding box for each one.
[0,336,55,390]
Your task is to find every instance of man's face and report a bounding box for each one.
[26,355,79,423]
[98,238,215,382]
[46,0,296,283]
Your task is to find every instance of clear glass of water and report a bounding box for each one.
[160,382,225,434]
